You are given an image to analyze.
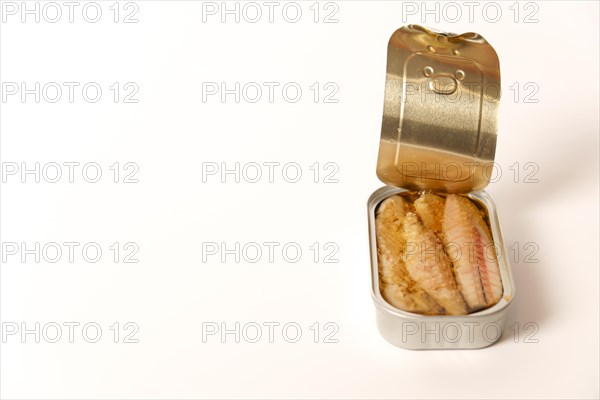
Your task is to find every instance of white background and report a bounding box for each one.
[0,1,598,399]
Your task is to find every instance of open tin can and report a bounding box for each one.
[368,25,515,349]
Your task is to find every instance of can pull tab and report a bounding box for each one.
[376,25,501,193]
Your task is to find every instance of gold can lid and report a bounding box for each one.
[376,25,500,193]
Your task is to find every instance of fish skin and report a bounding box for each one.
[402,212,468,315]
[376,196,444,314]
[443,194,503,311]
[414,193,445,234]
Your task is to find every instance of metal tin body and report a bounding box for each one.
[368,186,515,349]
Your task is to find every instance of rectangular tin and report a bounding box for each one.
[368,186,515,349]
[369,25,514,349]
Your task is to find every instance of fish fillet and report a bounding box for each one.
[402,212,468,315]
[375,196,443,314]
[414,193,445,234]
[443,194,503,311]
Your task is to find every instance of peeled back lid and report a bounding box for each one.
[376,25,500,193]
